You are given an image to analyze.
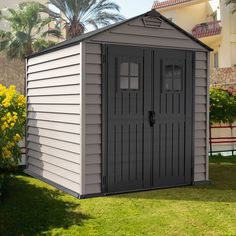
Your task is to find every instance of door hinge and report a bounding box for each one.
[102,176,107,185]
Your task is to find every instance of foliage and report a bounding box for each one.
[0,84,26,173]
[1,160,236,235]
[210,87,236,124]
[40,0,125,38]
[0,2,61,59]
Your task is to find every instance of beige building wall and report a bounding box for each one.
[0,53,25,94]
[160,2,209,32]
[156,0,236,69]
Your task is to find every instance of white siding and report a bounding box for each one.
[194,51,208,182]
[25,44,82,195]
[84,43,102,195]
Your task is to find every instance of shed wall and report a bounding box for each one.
[84,46,208,194]
[25,44,82,195]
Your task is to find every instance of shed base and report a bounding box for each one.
[24,169,81,198]
[193,180,212,186]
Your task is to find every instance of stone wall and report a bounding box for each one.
[211,67,236,88]
[0,53,25,94]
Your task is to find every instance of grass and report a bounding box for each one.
[0,157,236,236]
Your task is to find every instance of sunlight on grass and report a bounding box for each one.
[0,157,236,236]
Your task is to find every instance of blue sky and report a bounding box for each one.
[116,0,155,19]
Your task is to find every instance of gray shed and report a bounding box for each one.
[25,10,212,198]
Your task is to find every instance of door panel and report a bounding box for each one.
[152,49,193,187]
[106,45,152,193]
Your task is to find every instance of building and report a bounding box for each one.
[25,10,211,198]
[153,0,236,70]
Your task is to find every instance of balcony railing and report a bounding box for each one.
[192,20,222,38]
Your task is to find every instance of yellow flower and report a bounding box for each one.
[2,98,10,108]
[17,95,26,106]
[13,133,22,142]
[2,147,12,159]
[1,121,9,131]
[0,84,6,96]
[7,142,15,148]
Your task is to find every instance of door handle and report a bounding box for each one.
[149,111,156,127]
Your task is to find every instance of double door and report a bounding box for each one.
[105,45,193,193]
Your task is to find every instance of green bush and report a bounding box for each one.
[210,87,236,124]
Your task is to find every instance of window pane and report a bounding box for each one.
[130,63,139,76]
[174,65,182,78]
[164,79,172,90]
[120,76,129,89]
[173,79,181,91]
[130,77,139,89]
[165,65,173,78]
[120,63,129,75]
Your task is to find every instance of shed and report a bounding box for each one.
[24,10,212,198]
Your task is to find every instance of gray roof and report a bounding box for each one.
[27,10,212,58]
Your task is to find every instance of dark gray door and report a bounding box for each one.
[105,46,193,193]
[152,49,193,187]
[106,45,152,193]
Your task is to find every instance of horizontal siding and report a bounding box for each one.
[28,104,80,114]
[194,52,208,182]
[28,65,80,81]
[28,119,80,134]
[28,44,81,66]
[84,43,102,194]
[28,127,80,144]
[28,142,80,164]
[28,112,80,124]
[28,95,80,104]
[87,17,206,51]
[27,164,80,193]
[27,84,80,96]
[26,44,81,195]
[28,75,80,88]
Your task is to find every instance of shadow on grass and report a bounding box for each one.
[112,163,236,203]
[0,175,90,236]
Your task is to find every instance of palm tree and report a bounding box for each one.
[41,0,125,38]
[0,2,61,59]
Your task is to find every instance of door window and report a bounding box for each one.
[163,64,182,91]
[120,62,139,90]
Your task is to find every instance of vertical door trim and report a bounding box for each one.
[191,51,196,185]
[101,44,108,193]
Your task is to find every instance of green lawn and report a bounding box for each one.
[0,158,236,236]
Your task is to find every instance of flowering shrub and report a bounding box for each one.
[210,87,236,124]
[0,84,26,173]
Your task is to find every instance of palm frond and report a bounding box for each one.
[41,29,62,38]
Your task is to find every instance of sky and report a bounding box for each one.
[116,0,155,19]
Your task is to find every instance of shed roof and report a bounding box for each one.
[27,10,212,59]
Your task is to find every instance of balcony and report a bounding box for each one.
[192,21,222,39]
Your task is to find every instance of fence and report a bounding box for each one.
[210,124,236,156]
